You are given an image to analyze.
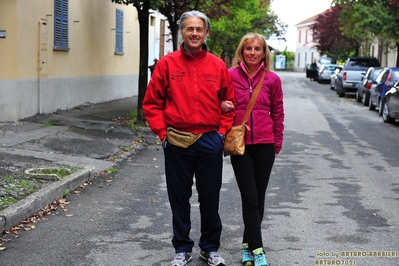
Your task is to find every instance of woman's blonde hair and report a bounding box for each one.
[232,32,273,71]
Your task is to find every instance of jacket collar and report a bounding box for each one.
[239,61,265,78]
[180,43,208,59]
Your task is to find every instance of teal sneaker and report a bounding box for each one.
[254,253,268,266]
[242,248,254,265]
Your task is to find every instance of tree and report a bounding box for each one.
[110,0,162,125]
[332,0,399,66]
[310,6,360,61]
[206,0,286,59]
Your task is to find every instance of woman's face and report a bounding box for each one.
[243,39,264,69]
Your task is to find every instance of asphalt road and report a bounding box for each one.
[1,72,398,266]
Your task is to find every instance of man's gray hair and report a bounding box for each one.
[179,10,210,40]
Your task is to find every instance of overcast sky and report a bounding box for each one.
[270,0,333,51]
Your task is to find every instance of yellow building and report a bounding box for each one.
[0,0,140,122]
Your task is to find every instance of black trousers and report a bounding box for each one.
[231,144,275,251]
[163,130,224,253]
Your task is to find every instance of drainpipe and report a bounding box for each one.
[37,20,42,114]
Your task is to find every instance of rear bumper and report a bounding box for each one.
[343,82,359,92]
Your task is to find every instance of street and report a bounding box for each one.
[1,71,398,266]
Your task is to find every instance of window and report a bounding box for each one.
[115,9,124,55]
[297,53,300,67]
[54,0,69,50]
[305,29,308,43]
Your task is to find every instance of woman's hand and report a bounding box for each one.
[221,100,234,114]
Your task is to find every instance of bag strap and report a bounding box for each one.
[241,70,266,125]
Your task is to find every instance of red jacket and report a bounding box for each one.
[228,62,284,154]
[143,44,235,140]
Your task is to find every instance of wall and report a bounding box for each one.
[0,0,139,122]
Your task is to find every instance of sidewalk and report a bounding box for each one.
[0,96,157,233]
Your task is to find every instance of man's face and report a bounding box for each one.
[181,17,207,54]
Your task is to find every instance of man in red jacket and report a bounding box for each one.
[142,10,235,266]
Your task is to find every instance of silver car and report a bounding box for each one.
[318,64,340,83]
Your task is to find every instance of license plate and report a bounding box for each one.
[352,83,358,88]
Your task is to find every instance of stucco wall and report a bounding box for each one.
[0,0,139,122]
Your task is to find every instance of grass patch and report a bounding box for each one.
[0,176,41,211]
[42,122,53,127]
[105,167,117,174]
[0,196,18,210]
[0,167,78,211]
[28,167,76,178]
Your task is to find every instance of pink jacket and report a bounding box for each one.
[228,62,284,154]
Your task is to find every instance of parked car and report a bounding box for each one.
[336,57,381,97]
[382,81,399,123]
[330,67,342,90]
[369,67,399,115]
[355,67,383,106]
[317,64,340,83]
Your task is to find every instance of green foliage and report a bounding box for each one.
[279,48,295,62]
[331,0,399,65]
[207,0,285,59]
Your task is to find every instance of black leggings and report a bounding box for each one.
[231,144,275,251]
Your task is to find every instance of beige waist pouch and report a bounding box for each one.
[167,127,203,148]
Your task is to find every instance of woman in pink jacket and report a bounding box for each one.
[222,32,284,266]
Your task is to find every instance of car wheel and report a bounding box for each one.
[338,87,345,97]
[363,93,369,106]
[369,97,376,110]
[382,99,395,123]
[356,91,362,103]
[378,99,383,116]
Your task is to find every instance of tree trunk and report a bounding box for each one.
[135,1,150,125]
[170,16,179,51]
[396,42,399,67]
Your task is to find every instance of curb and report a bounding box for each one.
[0,166,94,233]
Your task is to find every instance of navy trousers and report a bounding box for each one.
[163,130,224,253]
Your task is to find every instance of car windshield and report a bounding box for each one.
[325,65,338,71]
[346,59,380,70]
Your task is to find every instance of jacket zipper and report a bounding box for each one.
[248,79,254,143]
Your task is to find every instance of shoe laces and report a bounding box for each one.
[254,253,268,266]
[242,248,254,261]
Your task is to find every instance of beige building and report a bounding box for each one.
[0,0,140,122]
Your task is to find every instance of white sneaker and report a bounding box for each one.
[170,252,192,266]
[199,251,225,266]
